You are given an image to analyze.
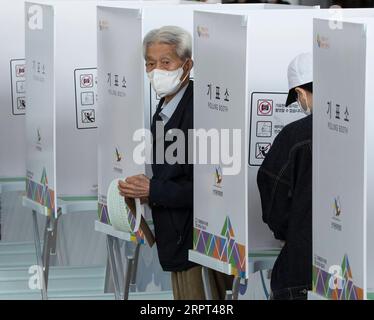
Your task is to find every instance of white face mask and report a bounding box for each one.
[147,61,188,98]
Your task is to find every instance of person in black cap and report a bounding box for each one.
[257,53,313,300]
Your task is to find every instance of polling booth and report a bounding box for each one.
[0,0,26,187]
[0,0,133,241]
[0,0,73,241]
[25,1,183,214]
[23,0,127,298]
[0,0,118,262]
[0,0,127,211]
[0,0,28,241]
[96,2,191,300]
[96,0,258,301]
[24,0,119,217]
[190,8,374,301]
[189,8,335,300]
[95,1,312,301]
[96,1,243,241]
[0,0,186,300]
[311,17,374,301]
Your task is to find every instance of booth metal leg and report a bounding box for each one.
[32,210,48,300]
[55,216,69,265]
[0,193,2,241]
[41,211,60,289]
[202,266,213,300]
[104,256,114,293]
[130,244,140,292]
[123,250,131,300]
[124,243,141,300]
[41,219,51,288]
[106,235,123,300]
[105,236,141,300]
[231,276,241,300]
[113,237,125,295]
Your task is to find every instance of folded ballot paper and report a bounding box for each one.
[107,179,155,247]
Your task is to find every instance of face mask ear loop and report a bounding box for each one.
[298,90,308,114]
[180,59,190,84]
[306,94,311,114]
[297,92,302,110]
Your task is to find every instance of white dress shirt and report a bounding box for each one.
[159,83,189,125]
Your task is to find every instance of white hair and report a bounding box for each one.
[143,26,192,60]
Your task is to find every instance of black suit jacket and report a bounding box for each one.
[149,80,196,272]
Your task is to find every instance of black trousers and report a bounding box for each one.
[270,286,309,300]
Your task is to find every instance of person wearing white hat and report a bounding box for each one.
[286,52,313,113]
[257,52,313,300]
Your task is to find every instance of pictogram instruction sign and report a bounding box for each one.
[74,68,97,129]
[249,92,305,166]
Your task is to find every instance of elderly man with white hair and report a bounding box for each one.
[118,26,232,300]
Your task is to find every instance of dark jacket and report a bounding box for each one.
[149,80,196,272]
[257,115,312,292]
